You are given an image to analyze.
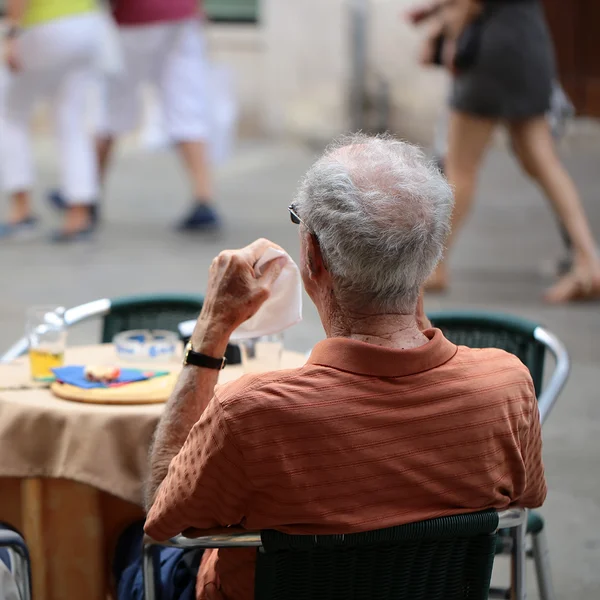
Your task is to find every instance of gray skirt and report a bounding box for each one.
[450,2,555,120]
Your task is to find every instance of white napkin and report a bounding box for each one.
[178,248,303,342]
[230,248,303,341]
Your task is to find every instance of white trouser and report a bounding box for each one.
[97,19,209,142]
[0,12,102,205]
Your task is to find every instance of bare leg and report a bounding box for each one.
[511,124,573,252]
[8,190,33,223]
[427,110,497,291]
[176,140,213,202]
[62,204,93,232]
[509,117,600,302]
[96,136,116,186]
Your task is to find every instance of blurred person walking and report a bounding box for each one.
[411,0,600,302]
[0,0,102,242]
[88,0,217,231]
[408,2,576,276]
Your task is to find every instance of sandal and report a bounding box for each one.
[0,217,38,240]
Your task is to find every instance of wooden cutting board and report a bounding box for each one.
[50,373,177,405]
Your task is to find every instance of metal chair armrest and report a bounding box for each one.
[0,338,29,364]
[0,527,32,600]
[63,299,111,327]
[533,326,571,424]
[142,532,262,600]
[0,299,112,364]
[143,532,263,550]
[497,508,527,530]
[0,528,28,554]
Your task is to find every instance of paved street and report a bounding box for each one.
[1,134,599,597]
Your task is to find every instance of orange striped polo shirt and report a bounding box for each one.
[145,328,546,600]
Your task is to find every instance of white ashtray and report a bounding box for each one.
[113,330,179,362]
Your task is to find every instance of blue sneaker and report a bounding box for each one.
[47,189,68,211]
[47,190,100,227]
[50,225,95,244]
[0,217,38,240]
[176,203,220,232]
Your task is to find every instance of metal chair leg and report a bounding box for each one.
[510,521,527,600]
[4,546,32,600]
[532,529,557,600]
[0,526,32,600]
[10,548,32,600]
[142,542,158,600]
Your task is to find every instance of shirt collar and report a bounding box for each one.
[306,328,457,378]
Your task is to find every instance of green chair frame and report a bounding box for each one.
[0,294,205,364]
[429,310,570,600]
[143,509,527,600]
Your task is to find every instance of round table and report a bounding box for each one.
[0,344,306,600]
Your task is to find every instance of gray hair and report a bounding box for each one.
[294,133,454,313]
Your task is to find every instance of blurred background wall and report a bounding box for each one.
[206,0,600,144]
[2,0,599,144]
[208,0,448,144]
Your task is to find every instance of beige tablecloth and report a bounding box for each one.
[0,344,306,600]
[0,344,306,505]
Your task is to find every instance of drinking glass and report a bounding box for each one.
[26,306,67,381]
[238,334,284,374]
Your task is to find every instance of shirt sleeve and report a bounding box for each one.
[144,396,250,541]
[516,388,547,509]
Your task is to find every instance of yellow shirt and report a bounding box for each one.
[23,0,97,27]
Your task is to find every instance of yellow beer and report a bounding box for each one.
[26,306,67,381]
[29,348,64,381]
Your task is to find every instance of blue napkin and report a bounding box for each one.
[52,366,167,389]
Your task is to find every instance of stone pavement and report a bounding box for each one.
[1,136,599,598]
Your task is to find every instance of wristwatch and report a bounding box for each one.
[183,341,227,370]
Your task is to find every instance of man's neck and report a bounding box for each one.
[327,311,429,350]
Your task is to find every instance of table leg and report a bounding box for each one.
[22,479,106,600]
[21,479,48,600]
[47,479,105,600]
[1,478,145,600]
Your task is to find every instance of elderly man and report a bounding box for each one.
[127,134,546,600]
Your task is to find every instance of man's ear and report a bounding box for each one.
[305,232,326,279]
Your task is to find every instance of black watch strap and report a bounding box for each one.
[184,342,227,370]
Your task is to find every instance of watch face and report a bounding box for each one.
[183,341,192,364]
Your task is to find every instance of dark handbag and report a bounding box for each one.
[454,15,484,71]
[432,32,446,66]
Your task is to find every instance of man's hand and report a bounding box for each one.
[145,239,286,511]
[415,291,432,331]
[405,3,439,26]
[192,239,287,349]
[3,37,21,73]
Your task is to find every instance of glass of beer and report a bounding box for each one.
[26,306,67,381]
[239,334,284,374]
